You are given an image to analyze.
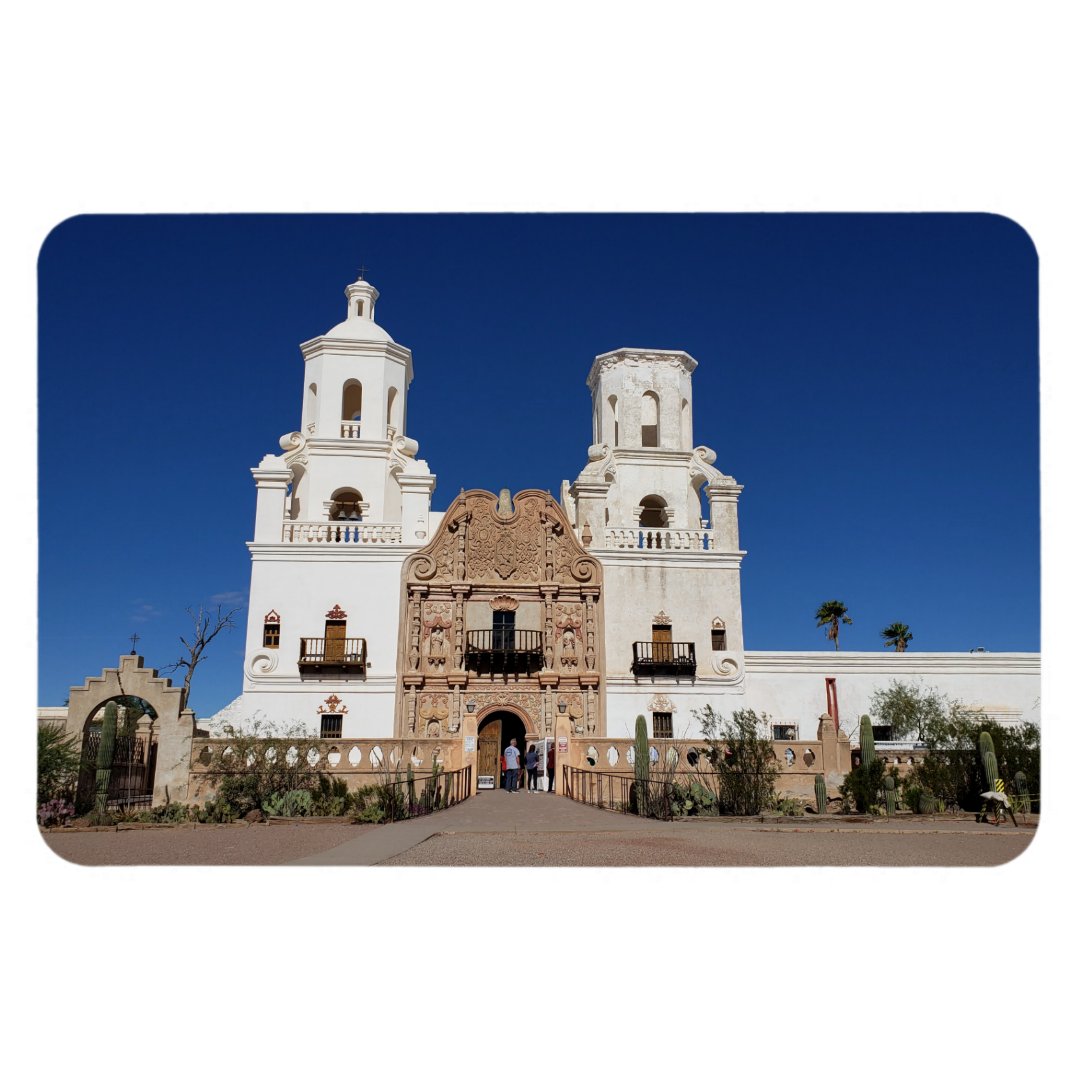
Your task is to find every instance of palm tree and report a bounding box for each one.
[880,622,912,652]
[815,600,853,650]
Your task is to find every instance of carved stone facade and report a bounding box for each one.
[395,488,605,741]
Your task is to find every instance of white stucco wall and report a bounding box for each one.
[742,651,1041,740]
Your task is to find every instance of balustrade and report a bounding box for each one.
[281,521,403,544]
[603,527,713,551]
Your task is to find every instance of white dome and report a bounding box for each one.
[322,315,394,343]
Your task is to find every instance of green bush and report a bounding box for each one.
[311,774,350,816]
[696,706,781,815]
[37,723,81,806]
[840,755,886,813]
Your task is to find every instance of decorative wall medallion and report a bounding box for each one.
[653,610,672,626]
[317,694,349,715]
[490,595,520,611]
[264,609,280,624]
[325,604,347,620]
[712,617,726,629]
[249,651,278,676]
[710,656,742,680]
[419,693,450,722]
[647,694,674,712]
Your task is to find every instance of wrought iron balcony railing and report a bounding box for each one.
[464,629,544,675]
[631,640,696,678]
[298,637,368,673]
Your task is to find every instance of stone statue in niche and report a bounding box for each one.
[560,629,579,669]
[427,626,448,668]
[426,721,441,737]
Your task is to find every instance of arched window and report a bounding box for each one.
[711,618,727,651]
[608,395,619,447]
[386,385,399,430]
[306,382,318,429]
[341,380,363,423]
[329,488,364,521]
[638,495,667,529]
[263,610,281,649]
[288,463,306,521]
[641,391,659,447]
[681,398,691,447]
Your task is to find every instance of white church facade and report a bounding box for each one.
[183,272,1040,797]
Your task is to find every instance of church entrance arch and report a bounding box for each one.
[476,709,527,791]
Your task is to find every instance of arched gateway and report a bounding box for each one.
[396,488,605,794]
[64,653,196,806]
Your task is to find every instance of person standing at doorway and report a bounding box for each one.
[504,738,521,794]
[547,742,556,793]
[525,744,539,792]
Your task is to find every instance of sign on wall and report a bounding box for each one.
[558,736,568,753]
[465,736,476,752]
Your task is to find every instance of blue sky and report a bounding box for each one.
[38,213,1039,716]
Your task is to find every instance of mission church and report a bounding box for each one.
[190,272,1038,796]
[48,271,1040,804]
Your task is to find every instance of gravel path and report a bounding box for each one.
[41,821,374,866]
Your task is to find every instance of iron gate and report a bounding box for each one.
[75,732,156,813]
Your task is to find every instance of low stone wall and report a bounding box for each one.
[187,736,462,804]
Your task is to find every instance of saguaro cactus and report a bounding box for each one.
[979,731,1000,791]
[94,702,118,815]
[1014,770,1031,814]
[634,714,650,817]
[859,715,876,771]
[883,774,897,817]
[814,774,828,815]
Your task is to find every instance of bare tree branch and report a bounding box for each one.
[164,604,241,710]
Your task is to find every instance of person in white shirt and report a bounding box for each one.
[503,738,521,794]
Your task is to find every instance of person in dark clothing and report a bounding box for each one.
[547,742,556,793]
[525,744,539,792]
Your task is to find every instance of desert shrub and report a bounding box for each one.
[840,755,886,813]
[38,723,81,806]
[696,706,780,815]
[311,774,350,817]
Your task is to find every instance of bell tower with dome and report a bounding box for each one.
[230,273,440,737]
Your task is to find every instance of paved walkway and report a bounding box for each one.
[290,788,1036,866]
[291,787,664,865]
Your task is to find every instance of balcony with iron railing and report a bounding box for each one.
[298,637,368,674]
[631,640,696,678]
[464,630,544,676]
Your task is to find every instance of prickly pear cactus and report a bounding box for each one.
[815,774,828,815]
[884,774,897,817]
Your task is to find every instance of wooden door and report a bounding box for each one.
[477,719,502,788]
[652,624,673,664]
[325,620,346,662]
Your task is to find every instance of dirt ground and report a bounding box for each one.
[40,814,1037,867]
[40,820,375,866]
